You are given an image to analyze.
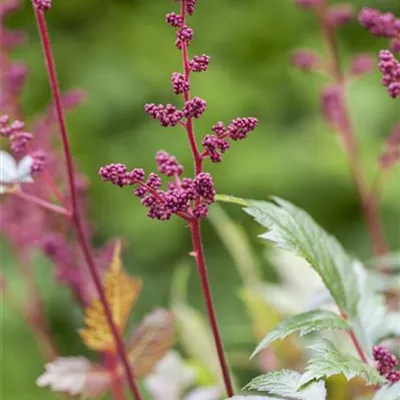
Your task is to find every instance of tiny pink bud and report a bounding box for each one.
[33,0,51,11]
[326,4,354,28]
[349,54,375,76]
[291,50,321,71]
[321,85,346,130]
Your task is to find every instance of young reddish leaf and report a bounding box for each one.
[79,241,142,351]
[124,308,175,377]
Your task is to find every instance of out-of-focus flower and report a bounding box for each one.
[0,150,33,193]
[349,53,375,76]
[144,351,222,400]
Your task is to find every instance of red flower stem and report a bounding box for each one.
[32,8,144,400]
[316,2,389,263]
[105,352,127,400]
[189,219,235,397]
[179,1,234,396]
[12,188,71,217]
[340,310,369,364]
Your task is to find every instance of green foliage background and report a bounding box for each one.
[1,0,399,398]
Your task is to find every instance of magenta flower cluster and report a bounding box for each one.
[33,0,52,12]
[100,151,215,220]
[372,345,400,384]
[359,8,400,98]
[100,0,257,221]
[359,7,400,51]
[378,50,400,98]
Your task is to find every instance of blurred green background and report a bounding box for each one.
[2,0,400,398]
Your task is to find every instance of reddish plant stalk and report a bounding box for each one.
[189,220,235,396]
[105,352,127,400]
[316,1,389,261]
[32,8,144,400]
[179,4,234,395]
[340,310,369,364]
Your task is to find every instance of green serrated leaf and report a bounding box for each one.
[245,370,327,400]
[243,198,358,316]
[251,310,349,358]
[373,382,400,400]
[351,262,400,355]
[301,339,386,386]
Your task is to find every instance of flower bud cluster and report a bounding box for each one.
[373,345,400,384]
[0,114,47,174]
[99,154,216,220]
[378,50,400,98]
[201,118,258,163]
[0,114,32,153]
[33,0,52,11]
[359,8,400,53]
[101,0,257,222]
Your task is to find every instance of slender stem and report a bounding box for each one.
[340,310,369,364]
[189,220,234,397]
[105,352,127,400]
[316,2,389,261]
[32,8,143,400]
[12,189,71,217]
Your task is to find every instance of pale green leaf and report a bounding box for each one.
[373,382,400,400]
[209,204,262,290]
[244,198,358,316]
[251,310,349,358]
[300,339,385,386]
[351,262,400,355]
[245,370,326,400]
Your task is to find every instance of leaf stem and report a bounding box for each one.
[189,219,235,397]
[315,1,389,263]
[32,7,144,400]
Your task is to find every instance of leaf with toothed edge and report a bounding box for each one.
[300,339,385,386]
[251,309,349,358]
[244,369,327,400]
